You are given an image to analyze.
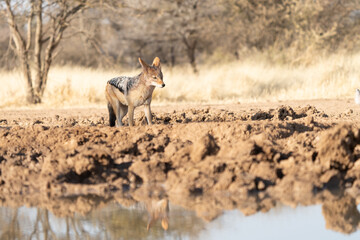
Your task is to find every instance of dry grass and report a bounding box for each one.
[0,53,359,108]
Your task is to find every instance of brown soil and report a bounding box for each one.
[2,99,360,233]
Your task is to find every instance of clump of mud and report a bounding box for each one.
[317,124,360,170]
[250,105,327,121]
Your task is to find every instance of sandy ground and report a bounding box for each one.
[1,99,360,233]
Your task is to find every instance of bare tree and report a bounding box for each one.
[102,0,223,73]
[173,0,201,73]
[3,0,88,103]
[148,0,223,73]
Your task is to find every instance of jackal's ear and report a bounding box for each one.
[139,58,149,69]
[152,57,161,68]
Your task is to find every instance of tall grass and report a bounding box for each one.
[0,53,359,108]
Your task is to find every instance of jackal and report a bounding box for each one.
[146,199,169,231]
[105,57,165,126]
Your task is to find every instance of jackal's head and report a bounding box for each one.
[139,57,165,88]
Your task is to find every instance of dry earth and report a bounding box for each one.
[1,99,360,233]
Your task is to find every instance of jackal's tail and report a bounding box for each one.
[107,102,116,127]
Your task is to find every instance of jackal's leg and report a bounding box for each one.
[115,100,123,127]
[128,105,135,126]
[107,102,116,127]
[105,86,118,127]
[144,104,152,125]
[119,103,128,125]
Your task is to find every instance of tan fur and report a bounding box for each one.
[152,57,161,67]
[146,199,169,231]
[105,57,165,127]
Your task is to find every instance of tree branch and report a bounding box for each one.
[39,1,88,95]
[5,0,38,103]
[5,0,26,52]
[26,2,34,51]
[34,0,43,94]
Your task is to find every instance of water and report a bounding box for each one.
[1,200,360,240]
[200,205,360,240]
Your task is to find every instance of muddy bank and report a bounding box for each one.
[1,182,360,234]
[1,103,360,233]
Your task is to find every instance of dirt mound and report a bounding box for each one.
[317,124,360,170]
[1,105,329,128]
[250,105,327,121]
[1,103,360,230]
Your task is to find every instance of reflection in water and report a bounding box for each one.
[1,190,360,239]
[1,208,20,240]
[322,195,360,234]
[0,201,204,240]
[146,199,169,231]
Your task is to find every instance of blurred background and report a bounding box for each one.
[0,0,360,107]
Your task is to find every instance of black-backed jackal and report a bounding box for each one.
[105,57,165,126]
[146,199,169,231]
